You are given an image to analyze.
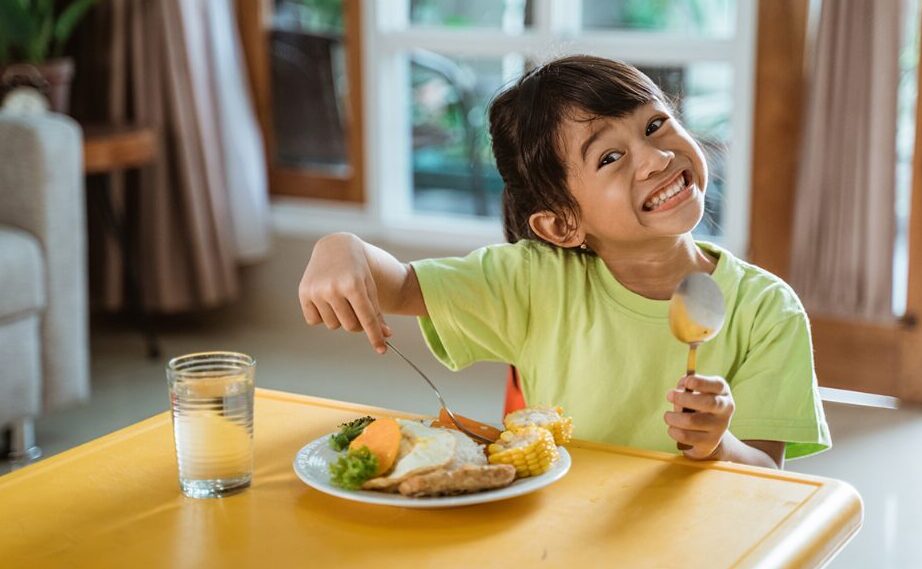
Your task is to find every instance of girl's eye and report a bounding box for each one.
[599,151,624,168]
[646,117,668,136]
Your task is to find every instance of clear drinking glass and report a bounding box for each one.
[167,352,255,498]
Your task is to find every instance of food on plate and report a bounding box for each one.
[328,415,375,451]
[397,464,516,497]
[329,446,379,490]
[487,424,559,478]
[348,417,401,475]
[362,420,457,491]
[326,406,573,497]
[430,408,503,443]
[504,405,573,445]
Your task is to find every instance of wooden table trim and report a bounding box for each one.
[82,127,157,174]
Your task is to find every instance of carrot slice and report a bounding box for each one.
[349,417,401,476]
[431,409,502,443]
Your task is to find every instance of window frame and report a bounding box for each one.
[363,0,758,256]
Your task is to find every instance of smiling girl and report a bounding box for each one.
[298,56,830,469]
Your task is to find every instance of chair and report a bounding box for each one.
[505,366,526,416]
[0,112,90,464]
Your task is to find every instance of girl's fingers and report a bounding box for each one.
[349,290,388,354]
[669,390,730,415]
[302,300,322,326]
[667,427,714,447]
[330,297,362,333]
[684,375,729,395]
[315,302,341,330]
[664,411,719,432]
[363,277,392,340]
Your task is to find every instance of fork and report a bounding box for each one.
[384,340,494,445]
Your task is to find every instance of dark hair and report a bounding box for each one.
[488,56,668,250]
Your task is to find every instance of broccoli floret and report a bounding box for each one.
[329,446,379,490]
[328,416,375,451]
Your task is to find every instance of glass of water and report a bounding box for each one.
[167,351,255,498]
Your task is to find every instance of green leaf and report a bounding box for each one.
[28,0,53,62]
[52,0,98,56]
[328,416,375,451]
[328,446,379,490]
[36,0,52,17]
[0,0,37,45]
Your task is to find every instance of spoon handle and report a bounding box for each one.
[677,344,698,451]
[685,344,697,378]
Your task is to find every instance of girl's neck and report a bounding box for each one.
[595,235,717,300]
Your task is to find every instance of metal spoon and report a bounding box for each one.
[668,272,726,450]
[384,340,494,445]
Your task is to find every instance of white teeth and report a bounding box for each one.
[644,176,687,210]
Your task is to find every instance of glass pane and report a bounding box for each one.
[636,63,733,239]
[273,0,344,33]
[411,54,509,217]
[410,0,533,30]
[582,0,735,37]
[409,57,733,231]
[270,0,351,171]
[893,0,920,315]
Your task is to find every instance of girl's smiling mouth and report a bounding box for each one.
[642,170,695,213]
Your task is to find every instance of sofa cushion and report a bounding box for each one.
[0,225,45,318]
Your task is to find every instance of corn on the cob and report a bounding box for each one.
[487,425,559,478]
[504,405,573,445]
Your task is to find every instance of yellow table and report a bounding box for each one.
[0,389,862,568]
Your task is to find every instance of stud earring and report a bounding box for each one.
[579,242,588,251]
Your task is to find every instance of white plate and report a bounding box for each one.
[293,432,571,509]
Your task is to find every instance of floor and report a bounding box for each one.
[4,233,921,568]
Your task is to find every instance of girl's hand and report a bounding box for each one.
[664,374,735,460]
[299,234,392,353]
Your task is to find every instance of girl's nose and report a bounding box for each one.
[635,145,675,181]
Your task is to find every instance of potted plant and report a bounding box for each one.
[0,0,99,113]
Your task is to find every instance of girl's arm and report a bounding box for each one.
[719,437,785,469]
[299,233,426,353]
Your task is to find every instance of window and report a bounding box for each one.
[893,0,920,315]
[364,0,756,254]
[271,0,350,172]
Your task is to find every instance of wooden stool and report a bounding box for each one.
[83,125,160,358]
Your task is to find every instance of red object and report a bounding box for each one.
[504,366,527,416]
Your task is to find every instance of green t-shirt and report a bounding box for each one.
[411,240,830,459]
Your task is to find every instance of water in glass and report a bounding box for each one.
[167,352,255,498]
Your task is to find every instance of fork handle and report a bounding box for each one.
[384,341,492,445]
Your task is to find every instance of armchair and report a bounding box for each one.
[0,112,89,464]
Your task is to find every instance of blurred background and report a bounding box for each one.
[0,1,920,567]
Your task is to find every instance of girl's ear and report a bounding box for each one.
[528,211,583,248]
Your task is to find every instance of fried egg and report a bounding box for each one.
[362,420,456,490]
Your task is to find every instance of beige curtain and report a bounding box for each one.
[789,0,901,321]
[73,0,269,313]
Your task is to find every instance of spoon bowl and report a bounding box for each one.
[669,273,726,345]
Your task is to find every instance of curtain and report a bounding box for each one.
[789,0,901,321]
[73,0,270,313]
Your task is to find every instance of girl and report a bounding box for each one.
[298,56,829,470]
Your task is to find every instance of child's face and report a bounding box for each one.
[559,101,707,249]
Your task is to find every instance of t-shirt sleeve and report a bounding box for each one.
[410,244,532,371]
[728,310,831,460]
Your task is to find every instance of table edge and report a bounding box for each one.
[733,479,864,568]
